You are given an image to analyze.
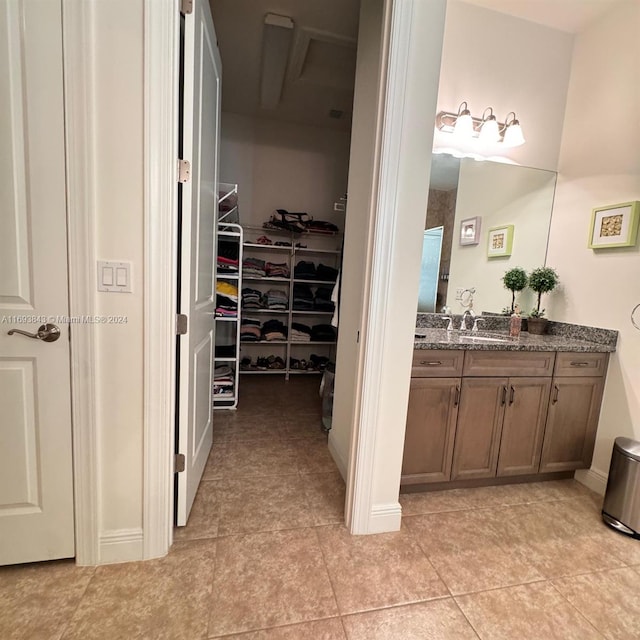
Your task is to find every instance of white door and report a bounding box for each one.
[176,0,222,525]
[0,0,74,565]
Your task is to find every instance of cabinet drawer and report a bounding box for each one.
[412,350,464,377]
[554,352,609,377]
[463,351,555,377]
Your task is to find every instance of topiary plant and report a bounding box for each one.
[502,267,528,314]
[528,266,559,318]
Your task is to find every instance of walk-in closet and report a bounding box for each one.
[175,0,361,536]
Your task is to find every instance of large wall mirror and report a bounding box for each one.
[418,153,557,315]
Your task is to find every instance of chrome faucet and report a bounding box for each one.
[459,309,476,331]
[441,316,453,331]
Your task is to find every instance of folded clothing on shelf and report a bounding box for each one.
[240,318,261,341]
[316,263,339,282]
[311,324,337,342]
[290,322,312,342]
[241,287,264,310]
[216,281,238,316]
[242,257,266,278]
[294,261,317,280]
[265,288,288,310]
[213,365,234,396]
[314,286,335,312]
[293,283,314,310]
[265,261,290,278]
[261,318,288,341]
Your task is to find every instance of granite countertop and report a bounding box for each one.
[413,329,615,352]
[414,314,618,353]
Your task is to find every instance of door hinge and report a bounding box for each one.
[176,313,188,335]
[180,0,193,15]
[174,453,186,473]
[177,159,191,183]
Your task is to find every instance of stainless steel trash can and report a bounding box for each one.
[602,437,640,538]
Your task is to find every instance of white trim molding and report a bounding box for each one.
[575,468,608,496]
[349,0,414,535]
[62,0,100,567]
[369,503,402,533]
[99,528,144,565]
[348,0,446,534]
[142,0,180,560]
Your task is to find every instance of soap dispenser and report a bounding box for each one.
[510,305,522,338]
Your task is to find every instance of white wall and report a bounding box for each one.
[447,159,557,314]
[434,0,573,170]
[329,0,390,487]
[546,0,640,491]
[92,0,145,558]
[219,113,350,229]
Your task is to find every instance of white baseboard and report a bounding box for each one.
[328,433,348,481]
[99,528,144,564]
[366,502,402,534]
[574,468,608,496]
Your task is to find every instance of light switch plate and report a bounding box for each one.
[97,261,132,292]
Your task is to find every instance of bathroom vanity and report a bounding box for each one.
[402,318,617,490]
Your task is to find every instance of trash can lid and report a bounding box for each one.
[614,437,640,462]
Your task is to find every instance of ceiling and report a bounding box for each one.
[209,0,361,131]
[210,0,629,132]
[461,0,626,33]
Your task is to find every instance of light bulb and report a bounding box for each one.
[479,116,500,143]
[503,120,525,147]
[453,112,474,138]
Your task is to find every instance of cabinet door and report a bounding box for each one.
[497,378,551,476]
[401,378,460,484]
[540,377,605,472]
[451,378,507,480]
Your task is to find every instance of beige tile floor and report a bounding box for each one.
[3,377,640,639]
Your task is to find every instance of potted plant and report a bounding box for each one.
[527,266,559,334]
[502,267,528,314]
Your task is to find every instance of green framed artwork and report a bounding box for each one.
[589,201,640,249]
[487,224,514,258]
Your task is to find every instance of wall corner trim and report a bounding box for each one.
[348,0,414,535]
[142,0,180,560]
[366,502,403,534]
[574,468,608,496]
[99,528,144,565]
[62,0,100,567]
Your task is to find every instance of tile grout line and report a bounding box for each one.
[57,565,98,640]
[548,578,608,639]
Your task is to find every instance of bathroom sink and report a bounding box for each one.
[460,334,513,344]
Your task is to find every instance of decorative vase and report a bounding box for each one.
[527,317,548,335]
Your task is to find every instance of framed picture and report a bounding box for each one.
[487,224,514,258]
[588,201,640,249]
[459,216,481,245]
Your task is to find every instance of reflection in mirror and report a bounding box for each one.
[424,154,557,315]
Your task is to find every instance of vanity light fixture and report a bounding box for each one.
[502,112,526,147]
[452,101,474,138]
[436,102,526,147]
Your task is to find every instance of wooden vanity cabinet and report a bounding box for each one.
[402,349,609,489]
[401,351,463,484]
[402,378,460,484]
[451,350,554,480]
[451,376,551,480]
[539,353,609,472]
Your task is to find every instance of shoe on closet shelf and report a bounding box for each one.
[256,357,269,370]
[240,356,252,370]
[256,235,272,245]
[267,355,285,369]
